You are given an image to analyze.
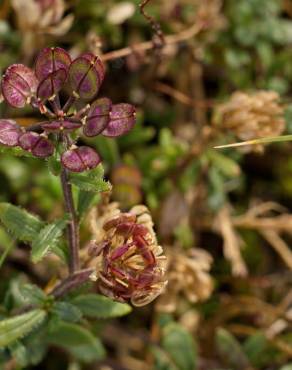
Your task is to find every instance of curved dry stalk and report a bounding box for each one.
[101,22,205,62]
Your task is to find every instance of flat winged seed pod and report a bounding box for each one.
[61,146,101,172]
[102,104,136,137]
[37,69,67,101]
[68,54,104,100]
[42,120,81,132]
[35,47,71,80]
[0,120,21,146]
[83,97,112,137]
[2,64,38,107]
[18,132,54,157]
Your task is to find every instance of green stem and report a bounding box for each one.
[60,166,80,274]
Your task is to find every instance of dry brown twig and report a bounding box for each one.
[214,205,248,277]
[101,21,205,62]
[140,0,165,49]
[233,202,292,269]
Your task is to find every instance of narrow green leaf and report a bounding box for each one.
[52,302,82,323]
[0,203,44,242]
[71,294,132,319]
[18,284,47,306]
[207,149,241,177]
[77,191,100,218]
[0,239,14,269]
[31,217,68,263]
[216,328,250,370]
[0,146,33,157]
[8,340,28,367]
[69,163,111,193]
[214,134,292,149]
[47,321,105,363]
[0,309,46,347]
[162,322,197,370]
[70,175,111,193]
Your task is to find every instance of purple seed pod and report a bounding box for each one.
[35,47,71,81]
[0,119,21,147]
[61,146,101,172]
[2,64,38,108]
[42,120,81,132]
[102,104,136,137]
[18,132,54,157]
[81,53,105,85]
[37,69,67,101]
[68,54,104,101]
[83,97,112,137]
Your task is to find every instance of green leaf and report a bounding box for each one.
[31,217,68,263]
[243,332,271,367]
[0,146,33,158]
[0,309,46,347]
[207,149,241,178]
[8,340,28,367]
[70,174,111,193]
[215,328,250,370]
[162,322,197,370]
[69,164,111,193]
[47,321,105,363]
[18,284,47,306]
[71,294,132,319]
[0,203,44,242]
[152,346,177,370]
[52,302,82,323]
[77,191,100,218]
[47,155,61,176]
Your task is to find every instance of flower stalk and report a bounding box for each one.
[60,163,80,274]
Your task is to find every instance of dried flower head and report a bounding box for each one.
[0,47,136,171]
[87,203,167,306]
[12,0,73,57]
[156,247,213,313]
[214,90,285,152]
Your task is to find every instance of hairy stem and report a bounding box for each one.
[51,268,94,298]
[61,166,80,274]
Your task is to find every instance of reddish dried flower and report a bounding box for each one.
[0,47,136,169]
[88,204,167,306]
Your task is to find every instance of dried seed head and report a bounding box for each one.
[0,120,21,147]
[61,146,101,172]
[88,203,167,306]
[102,103,136,137]
[214,90,285,152]
[156,247,213,313]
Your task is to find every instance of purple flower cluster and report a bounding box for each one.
[0,47,136,172]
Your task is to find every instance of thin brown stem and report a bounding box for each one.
[60,165,80,274]
[101,22,205,62]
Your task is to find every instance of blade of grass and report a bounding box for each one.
[214,135,292,149]
[0,239,15,269]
